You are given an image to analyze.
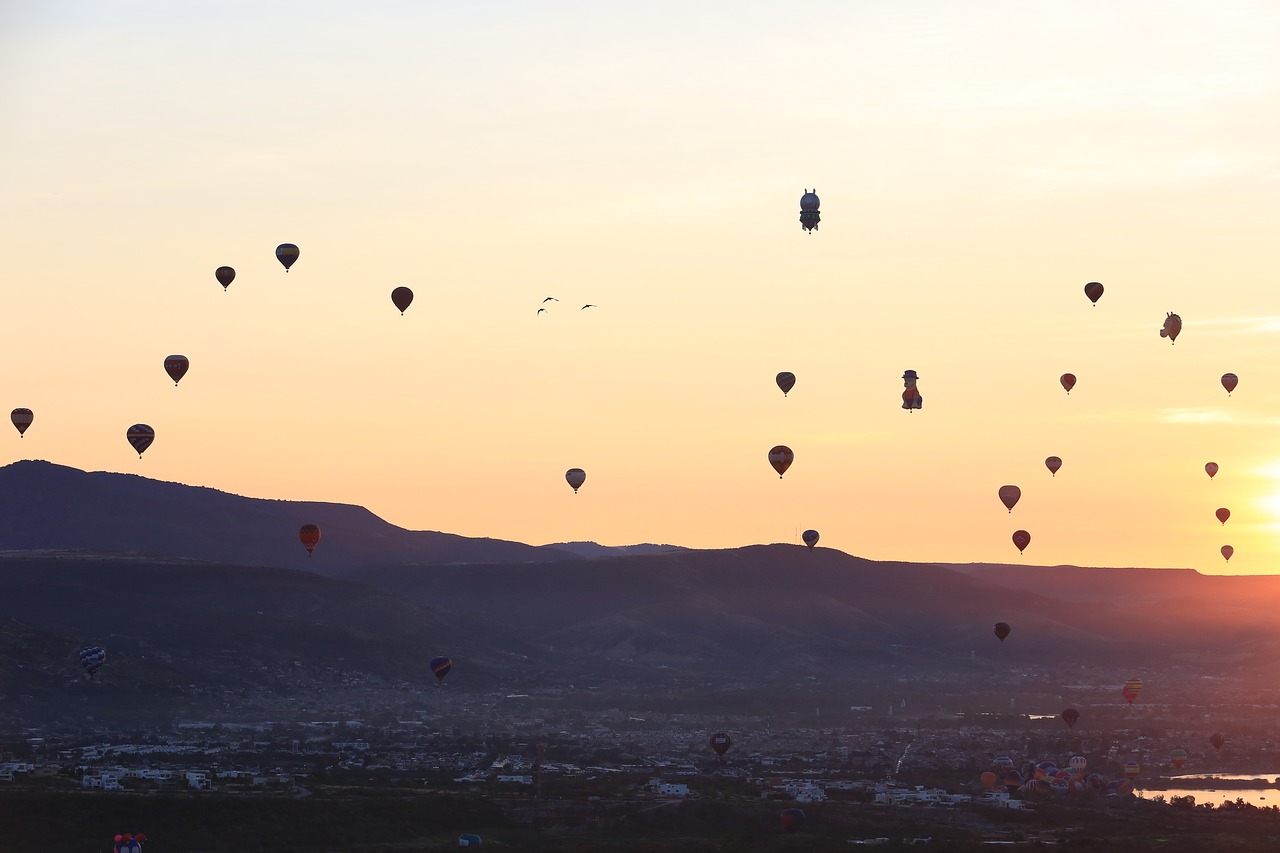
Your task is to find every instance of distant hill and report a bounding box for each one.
[0,460,578,575]
[538,541,687,558]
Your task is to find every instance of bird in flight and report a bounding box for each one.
[537,308,547,315]
[542,297,559,303]
[581,304,597,310]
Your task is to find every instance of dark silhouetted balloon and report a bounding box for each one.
[1210,732,1225,751]
[457,833,482,847]
[1060,373,1076,394]
[799,190,820,233]
[565,468,586,493]
[780,808,805,832]
[1221,373,1238,395]
[776,372,796,396]
[1045,456,1062,476]
[1160,312,1181,343]
[391,286,413,314]
[164,355,189,386]
[1216,507,1230,525]
[768,445,794,478]
[126,424,154,458]
[1084,281,1104,305]
[430,655,452,682]
[1062,707,1080,729]
[994,622,1011,642]
[215,266,235,290]
[1221,545,1233,562]
[1122,678,1143,704]
[802,529,819,550]
[1012,530,1030,554]
[1205,462,1218,479]
[998,485,1021,512]
[299,524,321,556]
[78,645,106,677]
[276,243,300,271]
[11,408,33,437]
[709,732,732,756]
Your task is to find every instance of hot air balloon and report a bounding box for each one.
[802,529,819,550]
[276,243,300,271]
[980,770,998,789]
[709,732,732,757]
[993,622,1011,642]
[565,468,586,493]
[1060,373,1076,394]
[1069,756,1088,774]
[126,424,154,458]
[1205,462,1218,479]
[993,757,1014,773]
[1221,373,1238,395]
[457,833,482,847]
[1123,761,1140,779]
[1221,545,1233,562]
[1216,507,1230,525]
[299,524,320,556]
[215,266,235,290]
[10,408,33,437]
[799,190,820,232]
[1122,678,1143,704]
[1084,281,1104,305]
[901,370,922,411]
[1045,456,1062,476]
[163,355,189,386]
[1061,708,1080,729]
[430,655,452,683]
[1160,312,1181,343]
[768,445,794,478]
[391,287,414,314]
[775,372,796,396]
[780,808,805,832]
[998,485,1021,512]
[1170,748,1188,770]
[78,645,106,677]
[1012,530,1031,554]
[1002,770,1023,793]
[1210,733,1225,751]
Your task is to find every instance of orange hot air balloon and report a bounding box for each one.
[164,355,189,386]
[276,243,300,271]
[1221,373,1238,395]
[1060,373,1076,394]
[1216,507,1230,526]
[1122,678,1143,704]
[776,372,796,396]
[1045,456,1062,476]
[10,408,33,437]
[391,287,414,314]
[126,424,154,458]
[1170,748,1188,769]
[215,266,235,290]
[299,524,321,556]
[998,485,1021,512]
[1221,545,1233,562]
[768,446,794,478]
[1062,708,1080,729]
[980,771,998,789]
[1205,462,1218,479]
[1012,530,1031,554]
[1083,281,1104,305]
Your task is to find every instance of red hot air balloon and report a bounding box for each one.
[1210,732,1225,750]
[801,529,819,550]
[1122,678,1143,704]
[299,524,321,556]
[1216,507,1230,525]
[768,446,794,478]
[391,287,413,314]
[276,243,300,271]
[565,468,586,493]
[993,622,1011,642]
[1205,462,1218,479]
[776,372,796,396]
[998,485,1021,513]
[215,266,235,290]
[1012,530,1031,554]
[1045,456,1062,476]
[1221,373,1238,395]
[126,424,154,458]
[164,355,189,386]
[1060,373,1076,394]
[1062,708,1080,729]
[709,732,732,757]
[10,408,33,437]
[1084,281,1104,305]
[1221,545,1233,562]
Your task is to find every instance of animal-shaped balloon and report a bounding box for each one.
[901,370,922,411]
[1159,312,1182,344]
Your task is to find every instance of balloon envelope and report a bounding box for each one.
[801,529,819,549]
[164,355,189,385]
[1124,760,1141,778]
[768,445,794,478]
[78,645,106,676]
[1216,507,1230,525]
[993,622,1010,642]
[1045,456,1062,476]
[1221,373,1238,394]
[126,424,154,457]
[391,286,414,314]
[457,833,482,847]
[1122,678,1143,704]
[1160,312,1182,343]
[276,243,300,270]
[779,808,805,832]
[998,485,1021,512]
[215,266,235,289]
[1210,733,1225,750]
[10,408,33,436]
[565,468,586,493]
[1170,748,1188,769]
[1205,462,1218,479]
[1060,373,1076,393]
[709,732,732,756]
[1062,708,1080,729]
[1221,545,1233,562]
[1012,530,1030,553]
[980,771,998,788]
[1084,281,1104,304]
[299,524,321,555]
[775,372,796,396]
[430,656,453,681]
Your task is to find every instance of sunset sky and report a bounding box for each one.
[3,1,1278,573]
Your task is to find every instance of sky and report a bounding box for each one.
[2,1,1278,573]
